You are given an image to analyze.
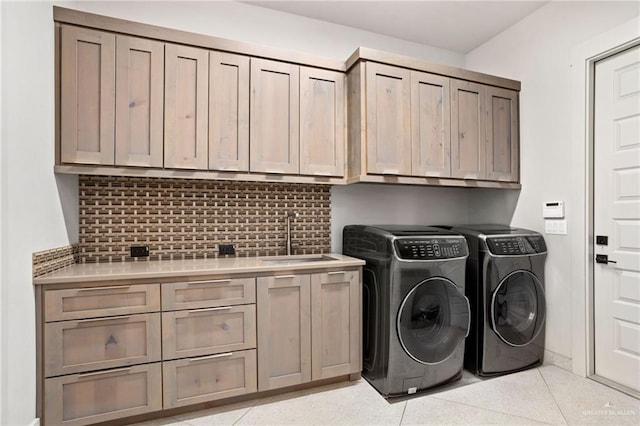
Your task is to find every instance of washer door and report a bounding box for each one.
[490,270,546,347]
[397,278,470,364]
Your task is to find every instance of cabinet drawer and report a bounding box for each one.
[162,304,256,360]
[163,350,257,409]
[45,313,161,377]
[162,278,255,310]
[44,363,162,426]
[44,284,160,322]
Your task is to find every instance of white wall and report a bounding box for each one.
[57,0,465,66]
[0,1,466,424]
[331,185,469,252]
[466,1,640,363]
[1,2,79,425]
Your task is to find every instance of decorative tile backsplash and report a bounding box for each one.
[33,244,79,278]
[78,176,332,263]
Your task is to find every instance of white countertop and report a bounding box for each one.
[33,253,365,285]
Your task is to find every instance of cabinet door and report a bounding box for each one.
[250,58,300,174]
[300,67,345,177]
[115,35,164,167]
[486,87,519,182]
[411,71,451,177]
[162,304,256,360]
[60,25,115,165]
[44,313,162,377]
[450,80,486,179]
[311,270,360,380]
[163,350,257,409]
[44,363,162,426]
[257,275,311,391]
[209,52,250,171]
[365,62,411,175]
[164,43,209,169]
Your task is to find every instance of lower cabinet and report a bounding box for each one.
[257,270,361,391]
[39,268,361,425]
[163,350,257,408]
[44,363,162,426]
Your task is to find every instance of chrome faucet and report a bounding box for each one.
[286,212,299,255]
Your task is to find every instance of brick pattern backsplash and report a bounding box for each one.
[78,176,332,263]
[33,244,79,278]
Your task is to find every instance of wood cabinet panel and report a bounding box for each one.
[209,52,250,171]
[164,43,209,169]
[365,62,411,175]
[411,71,451,177]
[451,79,486,180]
[257,274,311,391]
[44,284,160,322]
[60,25,115,165]
[250,58,300,174]
[162,304,256,360]
[300,67,345,177]
[115,35,164,167]
[311,270,361,380]
[162,278,255,311]
[163,350,257,408]
[44,363,162,426]
[486,86,519,182]
[44,313,161,377]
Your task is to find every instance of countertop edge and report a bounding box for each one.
[33,256,366,286]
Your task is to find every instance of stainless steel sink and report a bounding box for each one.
[261,255,339,264]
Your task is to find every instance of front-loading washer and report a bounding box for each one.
[342,225,470,397]
[447,225,547,376]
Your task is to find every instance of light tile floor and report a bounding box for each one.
[134,366,639,425]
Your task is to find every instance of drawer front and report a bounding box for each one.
[44,284,160,322]
[163,350,257,409]
[45,313,162,377]
[44,363,162,426]
[162,278,256,310]
[162,305,256,360]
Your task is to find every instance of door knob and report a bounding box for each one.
[596,254,617,264]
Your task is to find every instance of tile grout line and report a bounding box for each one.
[231,402,258,425]
[398,400,408,425]
[537,367,570,425]
[428,393,558,425]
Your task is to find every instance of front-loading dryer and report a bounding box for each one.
[447,225,547,376]
[343,225,470,397]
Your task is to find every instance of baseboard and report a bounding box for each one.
[543,349,572,372]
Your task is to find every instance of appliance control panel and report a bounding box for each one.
[486,235,547,255]
[395,238,468,260]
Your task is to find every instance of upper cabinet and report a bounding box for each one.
[115,35,164,168]
[346,50,521,187]
[364,62,412,175]
[450,80,486,180]
[55,9,520,188]
[250,58,300,174]
[164,44,209,170]
[486,86,519,182]
[60,25,115,165]
[209,52,250,172]
[300,67,345,177]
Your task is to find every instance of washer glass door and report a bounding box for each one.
[490,270,546,346]
[397,278,470,364]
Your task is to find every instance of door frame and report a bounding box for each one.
[569,16,640,386]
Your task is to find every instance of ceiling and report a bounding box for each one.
[241,1,549,53]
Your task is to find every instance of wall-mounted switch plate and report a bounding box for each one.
[219,244,236,255]
[545,219,567,235]
[130,245,150,257]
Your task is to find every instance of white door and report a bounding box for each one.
[594,44,640,393]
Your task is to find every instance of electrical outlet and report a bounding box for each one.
[130,245,150,257]
[219,244,236,255]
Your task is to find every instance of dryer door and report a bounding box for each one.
[490,270,546,346]
[396,278,470,364]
